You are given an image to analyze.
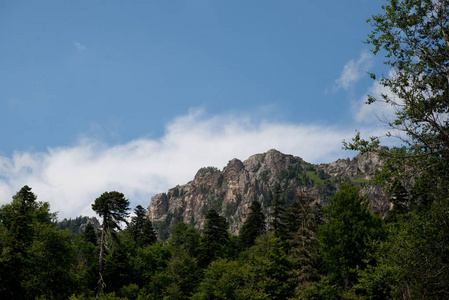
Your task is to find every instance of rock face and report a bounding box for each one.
[148,149,389,239]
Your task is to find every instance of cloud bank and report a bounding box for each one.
[0,110,359,219]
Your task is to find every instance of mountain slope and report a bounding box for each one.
[148,149,389,239]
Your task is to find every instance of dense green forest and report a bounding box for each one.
[1,0,449,298]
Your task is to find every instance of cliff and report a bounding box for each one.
[148,149,389,239]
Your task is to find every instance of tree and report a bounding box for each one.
[91,191,130,295]
[288,192,322,296]
[270,183,287,240]
[192,258,245,300]
[24,223,80,299]
[198,209,229,267]
[77,222,99,292]
[127,205,157,247]
[355,201,449,299]
[344,0,449,203]
[385,178,409,222]
[342,1,449,297]
[164,222,202,299]
[82,222,98,245]
[193,233,294,300]
[238,200,266,249]
[319,183,385,291]
[0,186,54,299]
[168,222,201,258]
[0,186,80,299]
[238,233,294,299]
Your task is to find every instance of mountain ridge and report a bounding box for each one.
[147,149,389,239]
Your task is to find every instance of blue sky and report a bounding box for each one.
[0,1,394,218]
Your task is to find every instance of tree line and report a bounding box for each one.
[1,175,447,299]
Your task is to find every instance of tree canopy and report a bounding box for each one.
[92,191,130,295]
[238,200,266,249]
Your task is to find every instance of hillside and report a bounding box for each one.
[148,149,389,239]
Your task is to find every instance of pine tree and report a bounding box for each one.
[91,191,130,296]
[239,200,266,249]
[385,179,409,223]
[82,222,98,245]
[288,192,321,296]
[0,186,79,299]
[319,183,385,290]
[199,209,229,267]
[128,205,157,247]
[270,183,287,240]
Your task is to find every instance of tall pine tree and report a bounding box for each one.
[239,200,266,249]
[91,191,130,296]
[199,209,229,267]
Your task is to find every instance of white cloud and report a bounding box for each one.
[335,51,373,91]
[0,109,361,219]
[352,69,402,124]
[74,42,86,51]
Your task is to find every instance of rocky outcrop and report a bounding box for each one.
[148,149,389,239]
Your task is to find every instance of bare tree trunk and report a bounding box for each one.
[96,220,107,297]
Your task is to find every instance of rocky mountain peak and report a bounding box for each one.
[148,149,389,239]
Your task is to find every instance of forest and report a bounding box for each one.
[1,0,449,299]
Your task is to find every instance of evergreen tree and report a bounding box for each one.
[82,222,98,245]
[140,219,158,246]
[91,191,130,296]
[238,200,266,249]
[199,209,229,267]
[128,205,157,247]
[165,223,203,298]
[288,192,322,296]
[385,179,409,222]
[319,183,385,291]
[168,222,201,258]
[0,186,53,299]
[270,183,287,240]
[0,186,80,299]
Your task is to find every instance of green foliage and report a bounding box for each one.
[345,0,449,204]
[164,249,201,299]
[167,222,201,258]
[238,200,266,249]
[238,233,294,299]
[341,2,449,297]
[319,183,385,290]
[193,233,293,300]
[198,209,229,267]
[287,192,322,296]
[58,216,99,235]
[269,183,287,240]
[301,276,356,300]
[192,259,245,300]
[127,205,157,247]
[0,186,81,299]
[153,210,174,241]
[82,222,98,245]
[355,199,449,299]
[23,223,80,299]
[92,191,130,295]
[75,231,99,293]
[198,166,220,173]
[92,191,130,233]
[4,2,449,298]
[130,242,171,291]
